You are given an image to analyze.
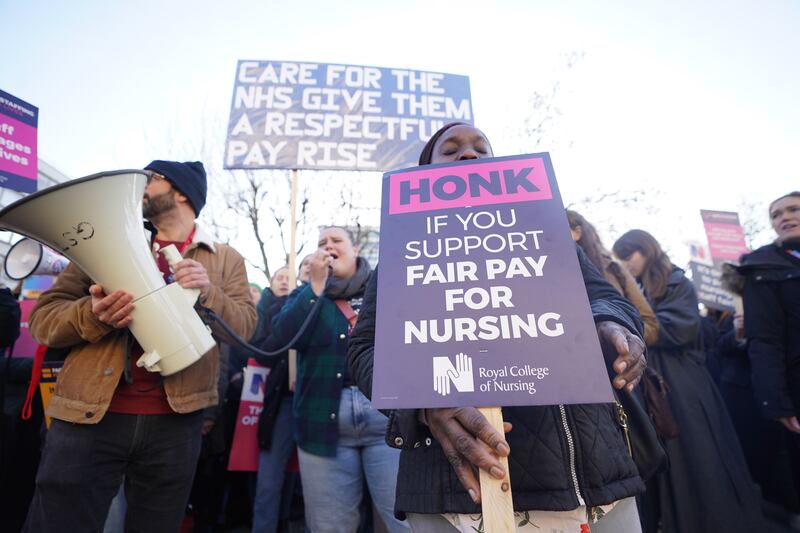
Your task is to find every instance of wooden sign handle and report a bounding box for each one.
[477,407,515,532]
[288,169,298,391]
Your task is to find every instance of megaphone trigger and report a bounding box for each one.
[159,244,183,271]
[158,244,201,306]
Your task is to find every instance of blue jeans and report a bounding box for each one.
[23,411,202,533]
[297,387,409,533]
[103,484,127,533]
[252,396,296,533]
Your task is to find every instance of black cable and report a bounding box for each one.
[197,287,326,363]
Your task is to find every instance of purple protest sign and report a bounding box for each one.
[0,89,38,193]
[372,154,614,409]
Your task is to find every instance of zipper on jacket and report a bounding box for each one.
[559,404,586,507]
[615,400,632,457]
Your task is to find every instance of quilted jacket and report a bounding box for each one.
[348,247,645,515]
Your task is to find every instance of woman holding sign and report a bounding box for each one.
[349,123,649,532]
[613,229,763,533]
[269,227,409,533]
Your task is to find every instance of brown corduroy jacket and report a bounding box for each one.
[29,225,257,423]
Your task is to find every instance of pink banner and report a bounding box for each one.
[0,89,38,193]
[0,114,37,180]
[14,299,38,358]
[389,156,552,214]
[228,359,270,471]
[700,210,749,264]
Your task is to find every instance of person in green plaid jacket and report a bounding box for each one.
[270,226,410,533]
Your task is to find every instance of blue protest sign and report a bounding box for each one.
[224,61,472,171]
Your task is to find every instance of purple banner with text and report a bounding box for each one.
[372,154,613,409]
[0,89,38,193]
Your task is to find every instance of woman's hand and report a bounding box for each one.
[778,416,800,434]
[424,407,512,504]
[597,321,647,392]
[733,313,745,342]
[308,249,333,296]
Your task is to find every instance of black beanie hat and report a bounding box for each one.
[144,160,207,216]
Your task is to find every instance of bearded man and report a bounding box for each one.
[23,160,256,533]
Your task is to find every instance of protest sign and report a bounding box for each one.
[39,361,62,428]
[372,154,613,409]
[0,89,38,193]
[689,261,736,312]
[686,239,712,266]
[228,358,270,471]
[224,61,472,171]
[701,210,749,266]
[14,299,38,358]
[692,210,750,312]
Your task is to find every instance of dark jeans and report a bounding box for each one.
[23,411,203,533]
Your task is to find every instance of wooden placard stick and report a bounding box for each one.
[477,406,515,532]
[288,169,298,391]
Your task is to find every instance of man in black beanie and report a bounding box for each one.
[23,161,257,533]
[144,160,207,217]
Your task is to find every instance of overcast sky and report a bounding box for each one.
[2,0,797,284]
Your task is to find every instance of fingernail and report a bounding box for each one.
[618,362,627,372]
[497,442,510,455]
[468,489,478,503]
[490,466,504,479]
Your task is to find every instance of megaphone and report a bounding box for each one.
[4,238,70,280]
[0,170,216,375]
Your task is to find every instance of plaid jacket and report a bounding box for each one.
[270,283,352,457]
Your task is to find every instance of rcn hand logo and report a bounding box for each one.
[432,353,475,396]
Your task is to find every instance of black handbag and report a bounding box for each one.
[640,368,680,439]
[614,388,669,481]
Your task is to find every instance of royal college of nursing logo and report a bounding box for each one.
[432,352,475,396]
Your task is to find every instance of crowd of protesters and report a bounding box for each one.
[1,124,799,533]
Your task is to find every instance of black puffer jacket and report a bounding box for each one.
[738,242,800,419]
[348,247,645,515]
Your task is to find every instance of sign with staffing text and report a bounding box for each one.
[372,154,614,409]
[224,60,472,171]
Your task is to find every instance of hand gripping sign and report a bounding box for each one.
[373,153,613,531]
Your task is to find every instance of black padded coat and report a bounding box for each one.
[347,247,645,516]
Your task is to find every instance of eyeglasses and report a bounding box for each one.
[144,171,167,185]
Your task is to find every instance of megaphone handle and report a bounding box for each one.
[160,244,183,270]
[157,245,201,304]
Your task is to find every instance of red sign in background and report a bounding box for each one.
[228,359,271,471]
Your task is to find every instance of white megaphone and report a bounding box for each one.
[0,170,216,376]
[4,238,70,280]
